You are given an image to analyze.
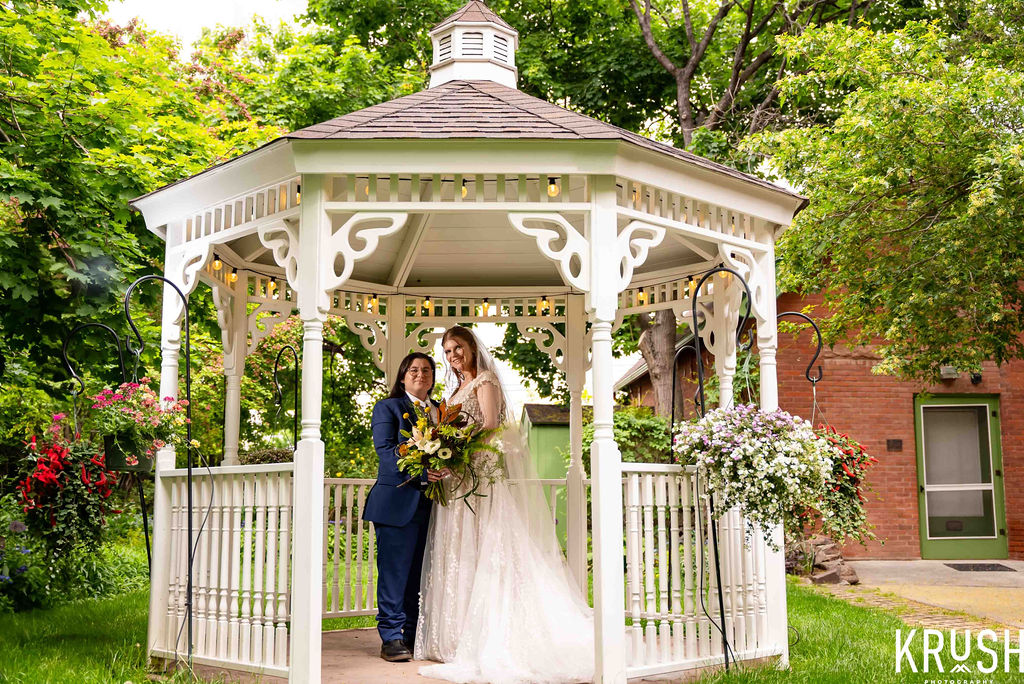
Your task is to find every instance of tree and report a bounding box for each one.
[185,20,421,133]
[747,7,1024,380]
[0,2,271,391]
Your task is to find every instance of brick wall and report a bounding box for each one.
[621,292,1023,560]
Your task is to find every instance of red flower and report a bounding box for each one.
[80,464,91,485]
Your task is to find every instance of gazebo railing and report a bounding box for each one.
[621,463,776,678]
[321,465,779,677]
[150,463,294,679]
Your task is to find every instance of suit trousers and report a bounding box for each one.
[374,495,432,644]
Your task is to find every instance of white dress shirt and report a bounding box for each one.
[406,392,438,422]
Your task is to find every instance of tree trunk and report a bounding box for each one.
[637,309,680,420]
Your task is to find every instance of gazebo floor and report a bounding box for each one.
[184,628,771,683]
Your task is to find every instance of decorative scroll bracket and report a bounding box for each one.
[509,213,590,291]
[615,220,666,292]
[322,213,407,307]
[257,218,300,292]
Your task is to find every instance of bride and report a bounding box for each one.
[414,325,595,684]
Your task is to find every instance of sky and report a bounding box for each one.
[102,0,643,416]
[105,0,308,50]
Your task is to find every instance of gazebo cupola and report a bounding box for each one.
[429,0,519,88]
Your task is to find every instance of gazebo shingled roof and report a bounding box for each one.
[287,80,800,202]
[432,0,515,32]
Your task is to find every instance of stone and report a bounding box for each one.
[840,564,860,585]
[811,567,842,584]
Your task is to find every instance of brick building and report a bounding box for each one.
[616,292,1023,561]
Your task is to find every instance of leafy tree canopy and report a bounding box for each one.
[0,2,272,389]
[748,4,1024,380]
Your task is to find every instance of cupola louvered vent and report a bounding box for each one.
[438,34,452,62]
[462,32,484,57]
[494,35,509,62]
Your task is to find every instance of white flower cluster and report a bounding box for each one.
[672,404,834,550]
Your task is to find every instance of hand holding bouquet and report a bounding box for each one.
[396,400,500,508]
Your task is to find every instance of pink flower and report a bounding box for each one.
[52,413,66,421]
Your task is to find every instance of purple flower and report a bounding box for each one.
[9,520,27,533]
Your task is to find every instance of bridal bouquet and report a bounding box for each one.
[396,400,500,507]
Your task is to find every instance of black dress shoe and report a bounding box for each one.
[380,639,412,662]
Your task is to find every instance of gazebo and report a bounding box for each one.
[130,3,806,683]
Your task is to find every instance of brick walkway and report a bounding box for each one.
[809,580,1018,635]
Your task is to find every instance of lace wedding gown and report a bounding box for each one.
[414,370,595,684]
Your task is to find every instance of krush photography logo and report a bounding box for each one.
[895,629,1023,674]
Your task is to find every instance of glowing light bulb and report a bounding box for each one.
[423,296,432,311]
[461,180,468,198]
[295,184,301,204]
[212,254,222,271]
[637,290,646,303]
[370,296,379,311]
[268,278,277,293]
[547,177,560,198]
[228,268,238,284]
[688,279,697,296]
[631,186,639,204]
[483,297,489,316]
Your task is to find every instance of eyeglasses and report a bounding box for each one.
[406,368,433,376]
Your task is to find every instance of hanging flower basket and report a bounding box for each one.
[103,432,153,473]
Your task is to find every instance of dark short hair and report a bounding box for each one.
[389,352,436,398]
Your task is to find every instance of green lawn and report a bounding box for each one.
[1,581,1019,683]
[701,578,1022,683]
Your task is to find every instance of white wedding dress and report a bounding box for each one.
[414,369,595,684]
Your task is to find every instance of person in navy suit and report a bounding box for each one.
[363,352,444,662]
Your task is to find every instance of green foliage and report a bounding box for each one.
[239,448,293,465]
[305,0,673,134]
[0,4,273,390]
[573,405,670,476]
[748,13,1024,380]
[187,21,421,132]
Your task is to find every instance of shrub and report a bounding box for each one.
[239,448,293,465]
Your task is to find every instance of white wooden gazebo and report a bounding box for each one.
[130,3,806,683]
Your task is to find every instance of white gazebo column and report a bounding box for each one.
[754,241,789,667]
[564,293,588,594]
[217,272,249,465]
[289,175,327,683]
[589,177,627,684]
[148,236,186,661]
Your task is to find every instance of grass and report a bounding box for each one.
[1,579,1020,683]
[699,578,1022,683]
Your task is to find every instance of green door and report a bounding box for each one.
[915,395,1008,559]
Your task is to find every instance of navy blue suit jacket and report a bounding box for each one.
[363,396,435,527]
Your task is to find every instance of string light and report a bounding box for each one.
[461,179,468,198]
[295,184,301,204]
[268,277,277,295]
[547,177,560,198]
[482,297,489,316]
[688,279,697,297]
[637,290,647,304]
[370,295,379,312]
[540,295,550,315]
[212,254,222,271]
[631,185,639,204]
[423,295,432,311]
[228,268,238,284]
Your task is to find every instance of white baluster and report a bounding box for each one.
[625,473,643,663]
[264,472,279,663]
[229,474,243,661]
[275,471,292,666]
[641,474,657,664]
[344,484,354,611]
[655,474,670,660]
[668,476,684,661]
